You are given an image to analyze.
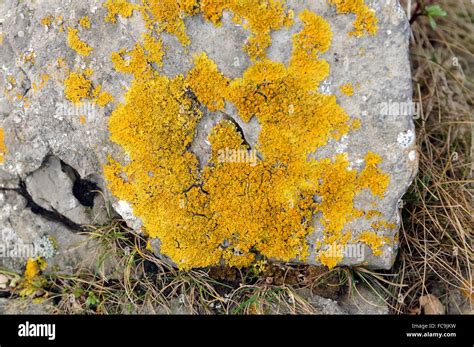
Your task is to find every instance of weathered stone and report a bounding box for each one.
[339,285,390,315]
[0,0,417,271]
[0,298,55,314]
[24,156,104,226]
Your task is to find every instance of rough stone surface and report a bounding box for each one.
[0,298,56,314]
[0,0,417,271]
[339,285,390,315]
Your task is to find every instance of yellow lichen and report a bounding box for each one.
[104,5,389,270]
[358,151,390,197]
[114,0,293,60]
[79,16,91,29]
[328,0,378,36]
[0,128,7,163]
[104,0,137,23]
[64,72,92,103]
[92,85,114,106]
[79,115,87,124]
[19,257,48,297]
[67,27,93,56]
[357,231,389,256]
[340,82,355,96]
[185,53,229,111]
[372,220,397,230]
[41,15,54,27]
[32,73,50,94]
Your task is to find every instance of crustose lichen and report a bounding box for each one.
[102,0,389,269]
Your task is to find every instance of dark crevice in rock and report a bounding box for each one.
[58,159,100,208]
[0,181,84,232]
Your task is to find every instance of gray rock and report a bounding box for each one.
[0,0,416,271]
[0,298,56,314]
[25,156,102,226]
[339,285,390,315]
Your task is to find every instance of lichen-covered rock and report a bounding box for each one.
[0,0,416,272]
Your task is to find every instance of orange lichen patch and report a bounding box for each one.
[365,209,383,219]
[32,73,50,94]
[141,0,193,45]
[84,68,94,77]
[0,33,3,45]
[92,85,114,106]
[67,27,93,56]
[64,72,92,103]
[22,51,36,65]
[56,57,67,69]
[328,0,378,36]
[351,118,361,130]
[357,231,389,256]
[19,257,48,297]
[104,8,390,269]
[79,16,91,29]
[79,115,86,124]
[104,0,137,23]
[185,53,229,111]
[0,128,7,164]
[7,75,16,86]
[319,243,344,269]
[121,0,292,60]
[41,15,54,27]
[142,33,164,66]
[111,34,163,78]
[372,220,397,230]
[357,151,390,197]
[340,82,354,96]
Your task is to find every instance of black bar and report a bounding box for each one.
[0,315,471,346]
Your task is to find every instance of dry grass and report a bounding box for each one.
[389,0,473,314]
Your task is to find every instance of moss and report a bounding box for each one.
[0,128,6,163]
[328,0,378,36]
[67,27,93,56]
[104,4,389,269]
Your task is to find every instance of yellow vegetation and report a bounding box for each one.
[67,27,93,56]
[41,15,53,26]
[340,82,355,96]
[103,0,137,23]
[0,128,6,163]
[79,16,91,29]
[328,0,378,36]
[104,6,389,270]
[19,257,48,297]
[357,231,389,256]
[64,72,92,103]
